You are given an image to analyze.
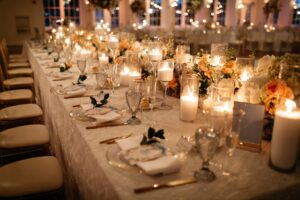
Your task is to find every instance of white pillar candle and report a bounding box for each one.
[99,54,109,65]
[149,49,162,61]
[120,66,131,86]
[109,36,119,49]
[180,94,199,122]
[270,100,300,170]
[157,63,173,82]
[210,56,222,67]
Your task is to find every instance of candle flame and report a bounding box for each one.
[285,99,296,112]
[240,70,251,82]
[211,56,222,67]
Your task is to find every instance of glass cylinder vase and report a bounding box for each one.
[180,74,199,122]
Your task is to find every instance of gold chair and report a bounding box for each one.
[0,39,30,69]
[0,156,63,199]
[0,89,33,108]
[0,104,43,130]
[0,64,34,91]
[0,124,50,165]
[0,47,32,78]
[0,39,28,62]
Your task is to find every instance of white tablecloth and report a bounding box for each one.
[25,42,300,200]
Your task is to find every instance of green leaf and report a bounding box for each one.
[60,67,66,72]
[100,99,107,105]
[104,93,110,100]
[147,139,159,144]
[155,129,165,139]
[148,127,156,139]
[90,96,97,106]
[140,135,148,145]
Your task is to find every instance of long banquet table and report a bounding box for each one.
[25,42,300,200]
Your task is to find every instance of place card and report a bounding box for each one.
[232,101,265,152]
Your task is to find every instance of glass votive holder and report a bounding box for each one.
[180,74,199,122]
[210,43,228,67]
[235,57,255,83]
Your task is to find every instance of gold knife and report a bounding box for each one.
[134,178,197,193]
[86,122,129,129]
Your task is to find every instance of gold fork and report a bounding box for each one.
[99,133,133,144]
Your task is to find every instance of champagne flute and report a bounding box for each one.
[77,59,86,75]
[194,126,220,182]
[125,89,142,125]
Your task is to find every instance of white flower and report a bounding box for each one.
[255,55,276,75]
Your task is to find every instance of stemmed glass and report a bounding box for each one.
[221,109,245,176]
[157,60,174,110]
[125,89,142,125]
[194,126,220,182]
[77,59,86,75]
[145,78,157,126]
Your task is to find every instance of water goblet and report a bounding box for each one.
[125,89,142,125]
[157,60,174,110]
[194,126,220,182]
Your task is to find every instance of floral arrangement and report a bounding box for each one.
[88,0,118,10]
[261,79,294,115]
[130,0,146,15]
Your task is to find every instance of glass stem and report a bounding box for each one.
[202,161,210,170]
[162,83,167,106]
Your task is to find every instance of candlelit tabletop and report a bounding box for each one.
[25,42,300,200]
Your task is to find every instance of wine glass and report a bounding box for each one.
[145,78,157,126]
[158,60,174,110]
[77,59,86,75]
[125,89,142,125]
[194,126,220,182]
[221,109,245,176]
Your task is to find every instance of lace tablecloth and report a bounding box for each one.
[25,42,300,200]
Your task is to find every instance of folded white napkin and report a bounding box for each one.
[116,136,183,175]
[64,88,86,97]
[46,63,61,68]
[137,155,182,175]
[91,111,121,124]
[116,135,143,151]
[52,73,73,81]
[80,103,94,111]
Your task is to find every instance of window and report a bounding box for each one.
[175,0,182,26]
[43,0,60,27]
[150,0,161,26]
[64,0,80,25]
[292,0,300,25]
[111,7,119,28]
[217,0,226,26]
[96,9,104,22]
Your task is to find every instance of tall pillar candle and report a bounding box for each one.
[180,94,199,122]
[270,100,300,171]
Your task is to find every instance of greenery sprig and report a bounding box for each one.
[140,127,165,145]
[90,93,110,108]
[76,74,87,84]
[59,63,71,72]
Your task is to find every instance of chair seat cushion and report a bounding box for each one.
[9,58,28,63]
[8,62,30,68]
[8,68,33,76]
[0,156,63,197]
[0,124,49,148]
[0,104,43,121]
[0,89,32,101]
[9,54,27,59]
[3,77,33,87]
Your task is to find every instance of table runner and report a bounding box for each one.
[25,42,300,200]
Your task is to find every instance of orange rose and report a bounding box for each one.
[222,67,233,74]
